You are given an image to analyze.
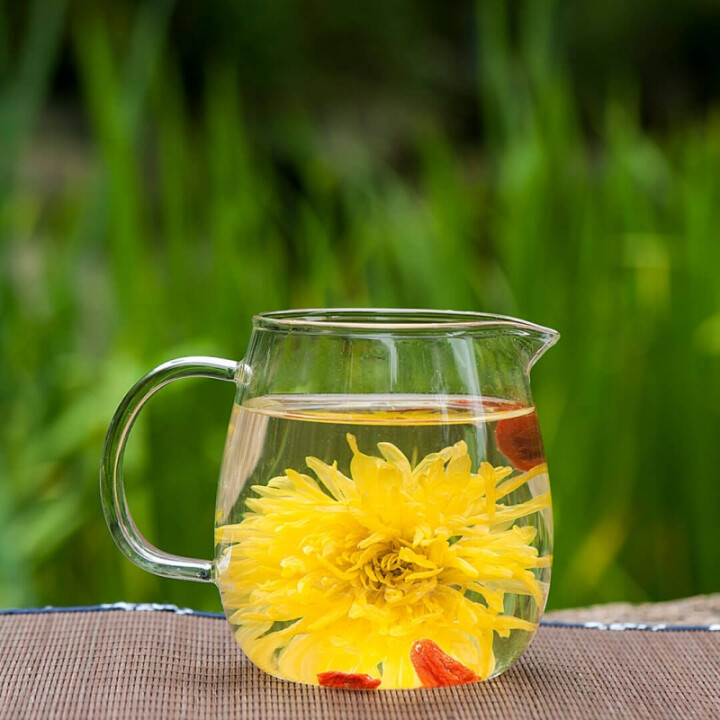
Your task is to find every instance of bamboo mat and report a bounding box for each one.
[1,605,718,719]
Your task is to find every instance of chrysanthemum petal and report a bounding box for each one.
[377,442,412,474]
[305,457,356,501]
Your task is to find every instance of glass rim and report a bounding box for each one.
[253,308,559,337]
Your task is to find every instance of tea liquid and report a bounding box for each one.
[215,394,552,689]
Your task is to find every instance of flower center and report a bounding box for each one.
[349,540,443,605]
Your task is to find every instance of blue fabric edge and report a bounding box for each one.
[539,619,720,632]
[0,603,224,619]
[0,603,718,632]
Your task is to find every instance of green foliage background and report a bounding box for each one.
[1,0,719,612]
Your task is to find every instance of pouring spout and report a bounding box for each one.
[519,321,560,373]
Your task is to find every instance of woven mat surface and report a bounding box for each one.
[1,609,718,720]
[545,593,720,626]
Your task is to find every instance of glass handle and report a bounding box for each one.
[100,356,238,583]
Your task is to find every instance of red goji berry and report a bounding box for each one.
[410,639,481,687]
[494,411,545,471]
[317,671,381,689]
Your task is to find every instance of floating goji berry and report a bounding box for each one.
[317,671,381,689]
[410,639,481,687]
[494,411,545,471]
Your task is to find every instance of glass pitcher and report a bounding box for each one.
[100,309,558,690]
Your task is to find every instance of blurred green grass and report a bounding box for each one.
[1,0,719,612]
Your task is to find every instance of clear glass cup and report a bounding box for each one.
[101,309,558,690]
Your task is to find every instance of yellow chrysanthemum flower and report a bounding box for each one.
[215,435,551,689]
